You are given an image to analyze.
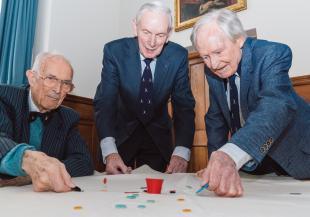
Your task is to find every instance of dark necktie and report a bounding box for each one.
[139,58,153,123]
[229,74,241,135]
[28,111,52,124]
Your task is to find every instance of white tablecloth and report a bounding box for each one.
[0,166,309,217]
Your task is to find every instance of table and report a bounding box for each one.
[0,166,309,217]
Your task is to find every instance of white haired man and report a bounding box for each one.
[192,9,310,197]
[94,1,195,174]
[0,52,94,192]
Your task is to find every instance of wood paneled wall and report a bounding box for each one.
[62,52,310,173]
[62,95,104,172]
[187,52,209,172]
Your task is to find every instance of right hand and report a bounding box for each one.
[22,150,75,192]
[197,151,243,197]
[105,153,132,175]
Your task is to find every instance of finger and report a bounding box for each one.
[126,167,132,174]
[32,173,51,192]
[59,164,74,188]
[106,160,121,174]
[118,162,130,174]
[236,184,244,197]
[48,162,71,192]
[203,167,215,190]
[107,165,122,175]
[172,161,182,173]
[235,176,244,197]
[215,175,229,196]
[165,168,172,174]
[196,169,204,178]
[178,161,188,173]
[33,181,51,192]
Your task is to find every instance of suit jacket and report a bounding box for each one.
[94,37,195,161]
[0,85,94,177]
[205,37,310,179]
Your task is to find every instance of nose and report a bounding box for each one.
[54,80,62,93]
[149,34,156,47]
[209,56,219,70]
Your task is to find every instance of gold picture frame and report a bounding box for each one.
[175,0,247,32]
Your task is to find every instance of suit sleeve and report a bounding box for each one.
[0,100,19,159]
[171,50,195,149]
[93,45,119,140]
[231,45,296,164]
[62,118,94,177]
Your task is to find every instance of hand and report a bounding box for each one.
[22,150,75,192]
[197,151,243,197]
[105,153,132,175]
[165,155,188,173]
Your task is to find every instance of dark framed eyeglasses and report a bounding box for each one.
[38,74,74,92]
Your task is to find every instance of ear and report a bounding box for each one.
[166,29,172,43]
[132,19,138,37]
[236,36,246,48]
[26,70,36,85]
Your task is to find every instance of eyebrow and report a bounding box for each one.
[46,74,72,82]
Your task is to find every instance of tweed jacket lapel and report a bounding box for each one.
[239,38,254,121]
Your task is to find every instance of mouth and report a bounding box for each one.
[213,65,227,74]
[145,47,157,52]
[47,95,60,101]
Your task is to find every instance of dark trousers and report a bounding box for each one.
[118,124,168,172]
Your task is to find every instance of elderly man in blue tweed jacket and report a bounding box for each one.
[191,9,310,197]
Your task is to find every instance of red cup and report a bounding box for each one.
[145,178,164,194]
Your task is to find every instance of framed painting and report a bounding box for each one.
[175,0,247,32]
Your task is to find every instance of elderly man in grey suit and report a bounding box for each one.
[0,52,94,192]
[191,9,310,197]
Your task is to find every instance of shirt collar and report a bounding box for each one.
[139,53,157,63]
[28,89,40,112]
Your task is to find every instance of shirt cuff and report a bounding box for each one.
[100,137,118,164]
[219,143,252,170]
[0,144,36,176]
[172,146,191,162]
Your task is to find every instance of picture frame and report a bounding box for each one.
[174,0,247,32]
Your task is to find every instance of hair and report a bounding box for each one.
[135,1,173,33]
[191,8,247,48]
[31,52,74,76]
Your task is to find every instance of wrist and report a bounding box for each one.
[21,150,46,173]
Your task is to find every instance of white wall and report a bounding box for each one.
[119,0,310,77]
[34,0,310,98]
[34,0,121,98]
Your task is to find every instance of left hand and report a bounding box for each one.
[165,155,188,173]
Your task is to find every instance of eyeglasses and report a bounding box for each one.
[38,75,74,92]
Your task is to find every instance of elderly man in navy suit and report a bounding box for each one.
[0,52,94,192]
[191,9,310,197]
[94,2,195,174]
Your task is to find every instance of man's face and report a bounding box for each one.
[27,57,73,112]
[133,10,171,58]
[196,23,245,79]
